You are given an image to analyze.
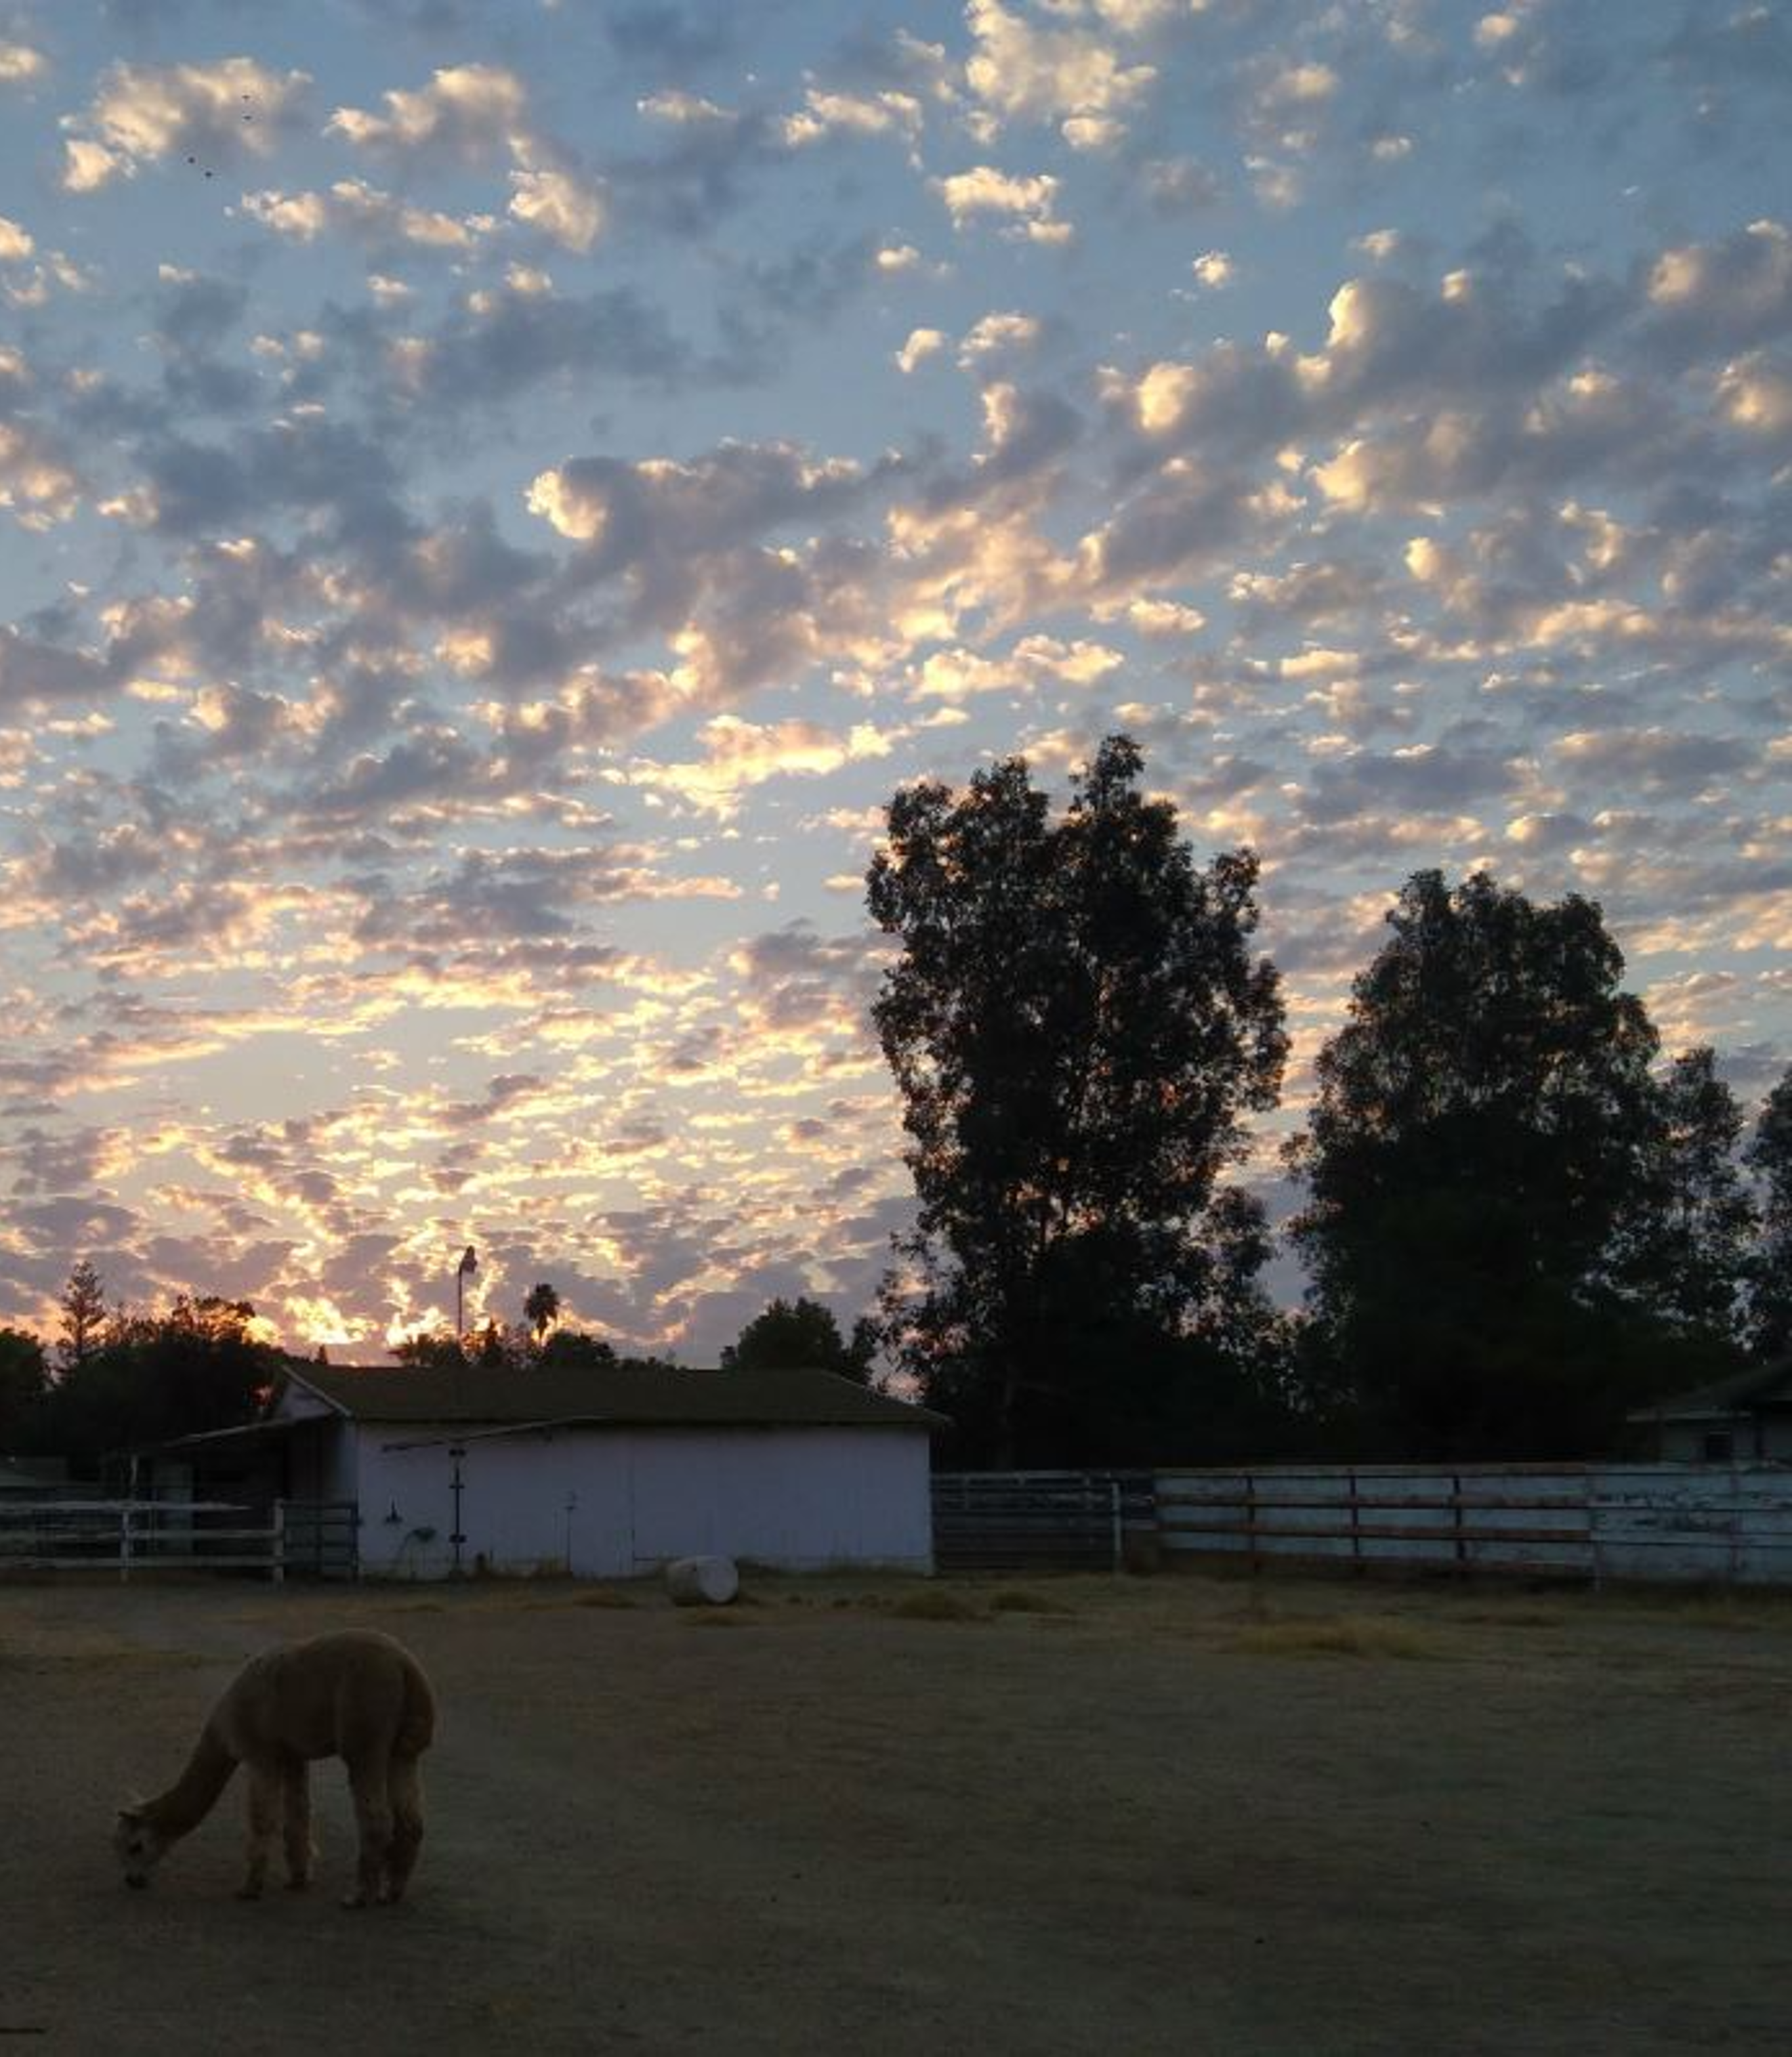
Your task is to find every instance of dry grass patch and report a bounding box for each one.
[1633,1593,1792,1634]
[888,1588,982,1622]
[1231,1613,1445,1661]
[1455,1607,1570,1630]
[990,1588,1073,1615]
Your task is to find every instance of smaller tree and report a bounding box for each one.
[1747,1066,1792,1357]
[1611,1048,1756,1340]
[722,1296,876,1382]
[538,1327,619,1371]
[524,1282,562,1345]
[1286,868,1671,1458]
[58,1259,106,1371]
[392,1329,469,1370]
[38,1294,276,1474]
[0,1328,49,1448]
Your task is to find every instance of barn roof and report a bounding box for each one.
[279,1362,948,1432]
[1627,1357,1792,1426]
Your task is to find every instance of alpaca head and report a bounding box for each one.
[113,1805,169,1889]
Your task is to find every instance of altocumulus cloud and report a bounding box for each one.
[0,0,1785,1358]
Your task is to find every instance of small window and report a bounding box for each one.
[1703,1430,1734,1463]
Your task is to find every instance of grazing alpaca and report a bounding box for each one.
[113,1629,436,1908]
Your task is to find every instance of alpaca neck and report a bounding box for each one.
[144,1724,238,1840]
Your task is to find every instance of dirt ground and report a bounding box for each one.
[3,1566,1789,2056]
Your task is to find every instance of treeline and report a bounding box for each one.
[391,1285,874,1381]
[0,1265,874,1475]
[867,736,1791,1469]
[0,1276,283,1476]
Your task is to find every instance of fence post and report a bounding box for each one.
[1589,1472,1604,1594]
[1245,1472,1259,1578]
[1110,1479,1122,1573]
[1453,1472,1467,1579]
[119,1504,133,1584]
[272,1500,286,1586]
[1348,1467,1362,1577]
[1728,1458,1742,1590]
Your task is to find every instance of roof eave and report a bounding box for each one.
[375,1411,946,1443]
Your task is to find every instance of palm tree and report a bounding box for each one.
[524,1282,561,1346]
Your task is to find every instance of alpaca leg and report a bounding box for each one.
[281,1757,314,1889]
[238,1760,280,1900]
[384,1756,425,1904]
[343,1759,394,1910]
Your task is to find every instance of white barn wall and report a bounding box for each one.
[627,1428,931,1571]
[347,1421,932,1580]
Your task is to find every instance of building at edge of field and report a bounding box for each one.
[129,1362,947,1579]
[1627,1356,1792,1464]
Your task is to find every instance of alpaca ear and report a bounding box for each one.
[118,1802,144,1823]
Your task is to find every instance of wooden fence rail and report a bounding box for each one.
[0,1500,358,1581]
[1158,1464,1792,1584]
[934,1465,1792,1588]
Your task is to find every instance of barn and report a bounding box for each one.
[1627,1357,1792,1464]
[132,1362,946,1580]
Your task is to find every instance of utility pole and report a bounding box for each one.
[455,1244,478,1341]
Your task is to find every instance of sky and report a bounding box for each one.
[0,0,1787,1363]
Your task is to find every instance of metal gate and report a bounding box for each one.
[932,1472,1154,1572]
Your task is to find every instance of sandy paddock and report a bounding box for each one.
[2,1567,1787,2054]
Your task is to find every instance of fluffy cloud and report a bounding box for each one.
[62,57,310,190]
[329,62,604,256]
[0,423,80,527]
[912,633,1122,700]
[1646,219,1792,358]
[241,180,493,251]
[963,0,1157,147]
[527,441,881,569]
[934,165,1068,243]
[780,85,925,151]
[957,312,1041,371]
[895,326,945,374]
[507,167,606,251]
[628,716,900,814]
[327,62,528,158]
[1716,352,1792,438]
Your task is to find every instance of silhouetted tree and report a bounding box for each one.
[35,1295,276,1475]
[1288,870,1740,1458]
[1747,1065,1792,1357]
[722,1296,875,1381]
[57,1259,106,1372]
[537,1328,619,1371]
[1612,1048,1756,1337]
[392,1329,469,1369]
[869,733,1286,1466]
[524,1282,561,1344]
[0,1328,49,1449]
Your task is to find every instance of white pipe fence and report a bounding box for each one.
[0,1499,358,1581]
